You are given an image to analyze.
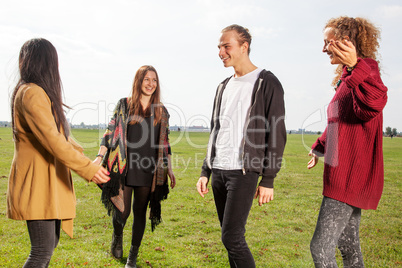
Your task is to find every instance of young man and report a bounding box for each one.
[196,24,286,267]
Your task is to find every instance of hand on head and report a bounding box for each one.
[328,39,358,68]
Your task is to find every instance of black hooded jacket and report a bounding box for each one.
[200,69,286,188]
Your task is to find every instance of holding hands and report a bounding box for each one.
[92,153,109,184]
[92,167,110,184]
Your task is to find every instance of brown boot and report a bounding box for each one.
[125,245,139,268]
[111,232,123,259]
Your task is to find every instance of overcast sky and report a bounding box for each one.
[1,0,401,133]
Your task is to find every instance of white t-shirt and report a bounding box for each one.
[213,67,262,170]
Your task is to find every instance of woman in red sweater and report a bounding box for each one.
[307,17,387,267]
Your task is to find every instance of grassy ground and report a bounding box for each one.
[0,128,400,267]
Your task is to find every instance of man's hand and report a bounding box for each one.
[196,176,209,197]
[254,186,273,206]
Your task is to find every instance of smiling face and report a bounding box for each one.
[323,27,342,65]
[218,30,248,68]
[141,71,157,97]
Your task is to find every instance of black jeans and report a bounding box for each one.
[211,169,259,268]
[310,197,364,268]
[23,219,61,268]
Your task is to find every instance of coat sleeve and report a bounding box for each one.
[68,136,84,153]
[344,58,388,122]
[21,86,99,181]
[259,74,287,188]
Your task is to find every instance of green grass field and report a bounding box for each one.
[0,128,400,267]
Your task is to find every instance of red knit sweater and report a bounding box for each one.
[312,58,388,210]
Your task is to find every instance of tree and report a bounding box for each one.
[385,126,392,136]
[392,128,398,137]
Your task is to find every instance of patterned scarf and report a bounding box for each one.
[149,107,169,230]
[100,98,170,231]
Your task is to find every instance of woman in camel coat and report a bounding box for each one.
[7,38,110,268]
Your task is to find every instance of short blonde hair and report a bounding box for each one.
[222,24,252,54]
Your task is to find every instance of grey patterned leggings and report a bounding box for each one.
[310,197,364,268]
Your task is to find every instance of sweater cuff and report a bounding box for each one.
[311,141,325,157]
[259,175,274,188]
[200,169,211,181]
[345,58,371,89]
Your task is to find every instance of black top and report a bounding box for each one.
[126,116,160,187]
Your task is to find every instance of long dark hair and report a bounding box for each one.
[128,65,161,126]
[11,38,70,140]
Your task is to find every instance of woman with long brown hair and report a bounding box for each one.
[94,65,175,268]
[7,38,110,267]
[307,17,388,267]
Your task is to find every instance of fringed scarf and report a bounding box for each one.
[149,107,170,230]
[100,98,170,231]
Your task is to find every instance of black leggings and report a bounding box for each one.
[113,186,151,247]
[310,197,364,268]
[23,219,61,268]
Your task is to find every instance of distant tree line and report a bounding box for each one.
[385,126,399,137]
[0,121,10,127]
[1,121,400,138]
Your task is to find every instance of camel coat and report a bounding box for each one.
[7,83,100,238]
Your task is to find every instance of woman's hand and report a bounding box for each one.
[307,150,319,169]
[93,156,102,166]
[93,146,107,166]
[168,168,176,189]
[329,39,358,68]
[167,155,176,189]
[91,166,110,184]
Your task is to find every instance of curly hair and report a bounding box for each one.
[324,16,381,86]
